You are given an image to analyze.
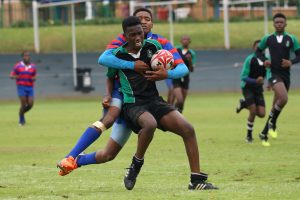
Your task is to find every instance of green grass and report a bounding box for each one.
[1,92,300,199]
[1,20,300,53]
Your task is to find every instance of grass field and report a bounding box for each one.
[1,20,300,53]
[1,92,300,200]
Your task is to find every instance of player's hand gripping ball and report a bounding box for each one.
[150,49,174,70]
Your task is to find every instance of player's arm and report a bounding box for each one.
[162,39,189,79]
[32,67,37,81]
[256,35,271,67]
[98,34,149,73]
[284,35,300,67]
[188,49,196,72]
[102,77,114,109]
[241,56,257,85]
[9,65,18,79]
[102,68,117,109]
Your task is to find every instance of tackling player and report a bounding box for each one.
[56,8,188,176]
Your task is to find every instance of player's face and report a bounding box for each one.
[22,52,31,64]
[181,36,191,48]
[253,42,259,51]
[135,11,153,35]
[125,25,144,51]
[273,17,286,33]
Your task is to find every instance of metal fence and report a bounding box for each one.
[0,0,299,28]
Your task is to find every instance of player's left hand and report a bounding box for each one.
[144,65,168,81]
[281,59,292,68]
[102,95,112,109]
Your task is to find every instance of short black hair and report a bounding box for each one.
[133,7,153,20]
[21,50,30,57]
[122,16,141,33]
[273,13,286,21]
[253,40,261,48]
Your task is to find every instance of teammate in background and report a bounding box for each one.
[10,51,37,126]
[108,16,217,191]
[236,40,270,143]
[56,8,188,177]
[165,78,175,104]
[256,13,300,146]
[172,35,195,113]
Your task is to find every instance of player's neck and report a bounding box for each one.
[276,31,284,35]
[126,46,141,54]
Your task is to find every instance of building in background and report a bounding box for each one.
[0,0,299,28]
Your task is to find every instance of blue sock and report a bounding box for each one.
[19,114,25,124]
[67,127,101,158]
[76,152,97,166]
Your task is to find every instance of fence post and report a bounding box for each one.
[0,0,3,28]
[32,0,40,53]
[297,0,300,17]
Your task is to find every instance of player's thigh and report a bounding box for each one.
[101,98,122,127]
[273,82,288,102]
[18,96,27,106]
[242,88,255,107]
[27,96,34,106]
[159,110,193,135]
[110,121,132,147]
[137,111,157,129]
[256,105,265,117]
[101,138,123,159]
[182,89,188,101]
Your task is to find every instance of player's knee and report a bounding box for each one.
[95,150,117,163]
[277,95,288,107]
[144,120,157,133]
[249,110,256,117]
[281,96,288,106]
[181,123,195,139]
[25,104,33,112]
[102,152,117,162]
[257,111,265,118]
[100,115,116,129]
[90,121,106,133]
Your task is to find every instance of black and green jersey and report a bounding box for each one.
[240,53,271,89]
[256,32,300,79]
[177,46,196,69]
[106,39,162,104]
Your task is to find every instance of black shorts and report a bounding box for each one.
[242,87,265,107]
[172,75,190,89]
[122,96,175,133]
[269,74,290,91]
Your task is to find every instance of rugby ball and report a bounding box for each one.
[150,49,174,70]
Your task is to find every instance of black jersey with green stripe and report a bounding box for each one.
[256,32,300,79]
[107,39,162,104]
[240,53,271,90]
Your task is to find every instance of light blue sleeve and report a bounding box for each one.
[167,63,189,79]
[98,49,135,70]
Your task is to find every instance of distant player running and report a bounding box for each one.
[172,35,196,113]
[256,13,300,146]
[236,40,270,143]
[10,51,37,126]
[109,16,218,191]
